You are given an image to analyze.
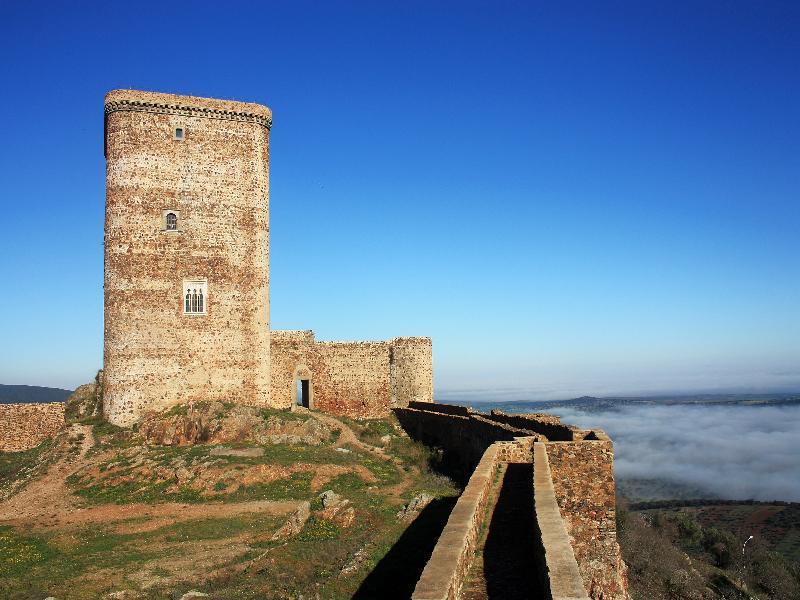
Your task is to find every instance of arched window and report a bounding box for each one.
[183,279,207,315]
[166,212,177,230]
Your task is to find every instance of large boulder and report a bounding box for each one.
[138,402,334,446]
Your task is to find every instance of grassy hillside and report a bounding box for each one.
[0,404,459,600]
[621,498,800,599]
[632,500,800,564]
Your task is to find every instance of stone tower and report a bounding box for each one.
[103,90,272,426]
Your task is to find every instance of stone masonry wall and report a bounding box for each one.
[546,441,628,600]
[315,342,392,417]
[394,405,535,482]
[0,403,65,452]
[391,337,433,406]
[396,403,629,599]
[270,331,433,418]
[103,90,272,426]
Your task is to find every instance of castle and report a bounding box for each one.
[102,90,432,426]
[0,90,629,599]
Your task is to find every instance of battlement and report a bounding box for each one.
[104,89,272,129]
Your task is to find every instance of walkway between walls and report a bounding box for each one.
[461,463,544,600]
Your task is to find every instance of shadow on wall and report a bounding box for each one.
[483,463,543,599]
[353,497,458,600]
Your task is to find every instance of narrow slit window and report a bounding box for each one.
[174,127,184,140]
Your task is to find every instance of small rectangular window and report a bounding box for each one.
[174,127,184,140]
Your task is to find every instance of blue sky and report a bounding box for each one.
[0,1,798,397]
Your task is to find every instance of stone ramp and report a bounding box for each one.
[462,463,545,600]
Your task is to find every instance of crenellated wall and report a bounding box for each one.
[0,403,65,452]
[270,331,433,418]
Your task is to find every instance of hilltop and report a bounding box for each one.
[0,395,458,600]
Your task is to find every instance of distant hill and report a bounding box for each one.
[444,393,800,414]
[0,384,72,404]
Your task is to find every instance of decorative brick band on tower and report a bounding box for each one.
[103,90,272,426]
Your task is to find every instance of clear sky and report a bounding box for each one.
[0,1,798,398]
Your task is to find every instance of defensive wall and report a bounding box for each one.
[271,330,433,418]
[396,402,629,600]
[0,402,65,452]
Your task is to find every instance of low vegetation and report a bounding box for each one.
[0,403,459,599]
[619,497,800,600]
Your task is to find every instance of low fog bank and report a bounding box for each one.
[537,404,799,502]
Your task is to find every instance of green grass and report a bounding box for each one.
[0,526,56,578]
[226,472,315,502]
[0,514,285,599]
[69,478,204,505]
[259,407,310,423]
[296,516,340,542]
[159,514,284,543]
[2,413,465,599]
[0,439,53,488]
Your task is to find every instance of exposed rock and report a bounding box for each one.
[379,434,392,445]
[333,505,355,528]
[319,490,344,509]
[335,447,351,453]
[139,403,333,447]
[179,592,210,600]
[209,447,264,458]
[271,501,311,540]
[340,545,369,576]
[396,493,434,522]
[64,384,98,423]
[317,490,354,527]
[139,410,211,446]
[102,591,143,600]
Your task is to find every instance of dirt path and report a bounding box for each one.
[0,424,301,531]
[0,423,94,522]
[308,411,418,499]
[309,411,390,456]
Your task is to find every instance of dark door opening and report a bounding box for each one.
[296,379,310,408]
